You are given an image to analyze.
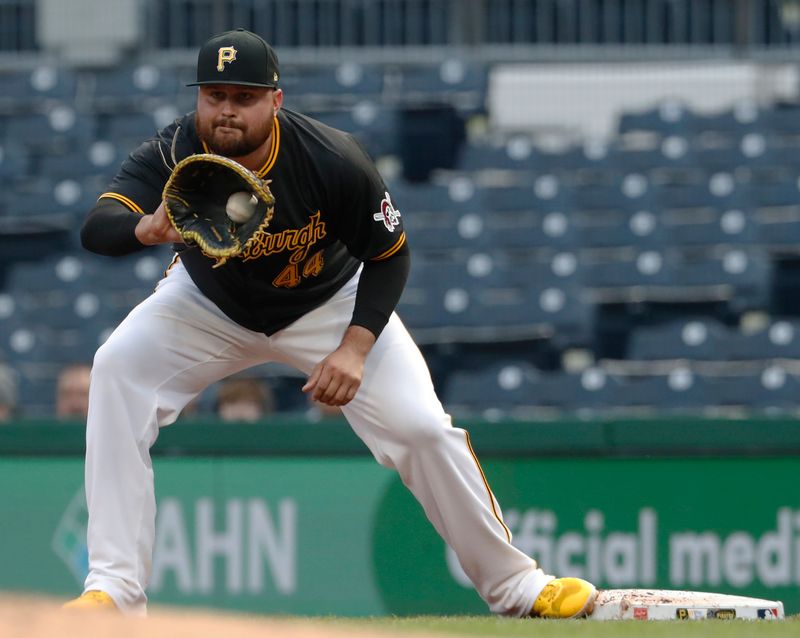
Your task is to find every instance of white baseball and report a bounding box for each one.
[226,191,258,223]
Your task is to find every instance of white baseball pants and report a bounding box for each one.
[83,260,553,615]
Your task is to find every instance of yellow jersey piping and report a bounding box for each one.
[372,232,406,261]
[464,430,512,543]
[257,116,280,176]
[98,192,145,215]
[200,115,280,177]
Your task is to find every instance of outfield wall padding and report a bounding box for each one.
[1,418,798,616]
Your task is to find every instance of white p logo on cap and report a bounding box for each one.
[217,46,237,71]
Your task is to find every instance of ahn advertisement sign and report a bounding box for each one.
[0,456,798,616]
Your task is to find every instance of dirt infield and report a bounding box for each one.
[0,595,428,638]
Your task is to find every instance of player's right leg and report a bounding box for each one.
[340,322,597,618]
[270,276,597,618]
[70,261,272,614]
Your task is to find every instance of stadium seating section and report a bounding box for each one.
[2,60,800,419]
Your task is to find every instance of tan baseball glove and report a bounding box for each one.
[163,153,275,267]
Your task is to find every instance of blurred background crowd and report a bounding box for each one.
[3,0,800,423]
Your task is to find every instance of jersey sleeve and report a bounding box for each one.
[330,134,406,262]
[98,138,173,216]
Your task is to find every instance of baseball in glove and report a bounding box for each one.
[163,153,275,267]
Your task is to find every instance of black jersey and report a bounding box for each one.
[100,109,406,334]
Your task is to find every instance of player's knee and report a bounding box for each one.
[391,408,450,449]
[92,335,140,380]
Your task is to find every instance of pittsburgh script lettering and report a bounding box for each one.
[243,212,327,263]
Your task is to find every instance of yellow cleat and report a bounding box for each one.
[532,577,597,618]
[62,590,117,611]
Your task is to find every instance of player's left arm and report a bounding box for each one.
[302,134,410,406]
[302,245,410,406]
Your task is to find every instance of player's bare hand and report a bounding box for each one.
[135,201,183,246]
[302,326,376,406]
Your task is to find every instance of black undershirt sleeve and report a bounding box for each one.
[81,199,148,256]
[350,243,410,339]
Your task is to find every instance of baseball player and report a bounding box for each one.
[64,29,596,618]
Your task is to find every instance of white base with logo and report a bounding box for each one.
[589,589,785,620]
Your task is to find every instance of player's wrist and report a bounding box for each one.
[339,325,376,357]
[134,215,158,245]
[133,216,150,244]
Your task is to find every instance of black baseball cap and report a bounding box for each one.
[188,28,280,88]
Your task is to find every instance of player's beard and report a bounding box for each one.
[196,112,273,158]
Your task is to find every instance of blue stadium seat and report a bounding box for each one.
[524,284,593,347]
[705,132,783,174]
[405,255,497,290]
[447,364,625,416]
[7,295,120,367]
[617,102,689,136]
[0,293,24,361]
[4,189,64,217]
[682,106,760,137]
[612,370,712,413]
[391,177,481,213]
[748,181,800,208]
[0,142,31,180]
[3,107,96,153]
[757,106,800,136]
[37,152,94,182]
[423,253,592,344]
[100,112,161,148]
[480,252,584,288]
[666,207,758,247]
[38,140,125,182]
[752,367,800,413]
[6,254,92,295]
[457,137,545,172]
[626,318,733,361]
[692,145,748,173]
[571,173,651,213]
[481,178,573,218]
[764,143,800,172]
[15,373,57,418]
[396,279,474,336]
[5,179,96,218]
[753,205,800,247]
[581,248,764,311]
[583,250,674,290]
[481,209,579,250]
[399,268,592,346]
[524,367,624,414]
[706,368,800,413]
[473,284,589,340]
[0,66,78,110]
[607,140,696,174]
[443,360,539,415]
[725,319,800,360]
[396,178,485,250]
[577,209,666,249]
[396,61,487,114]
[90,65,180,110]
[310,103,397,157]
[281,63,384,108]
[403,209,476,250]
[673,249,770,309]
[80,251,169,293]
[544,141,609,174]
[653,173,750,210]
[0,320,58,365]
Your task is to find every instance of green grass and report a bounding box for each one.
[314,615,800,637]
